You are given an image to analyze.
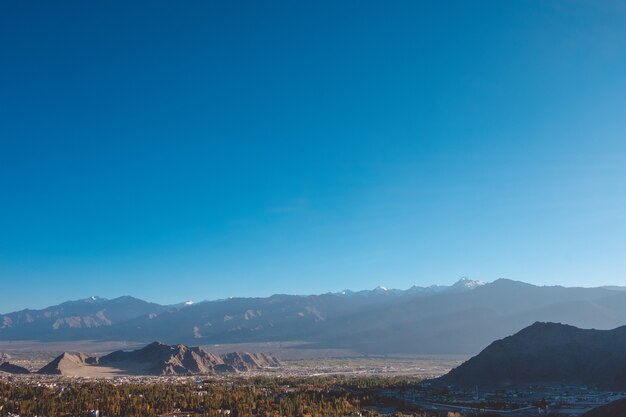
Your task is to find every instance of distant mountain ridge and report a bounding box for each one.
[432,322,626,390]
[0,295,168,340]
[3,279,626,355]
[36,342,280,376]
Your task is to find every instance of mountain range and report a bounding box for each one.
[3,278,626,355]
[432,322,626,389]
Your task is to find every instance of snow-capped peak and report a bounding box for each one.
[373,285,388,292]
[184,301,194,306]
[452,277,486,290]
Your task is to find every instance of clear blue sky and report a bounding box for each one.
[1,1,626,312]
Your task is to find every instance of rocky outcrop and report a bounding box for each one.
[219,352,281,372]
[37,342,280,376]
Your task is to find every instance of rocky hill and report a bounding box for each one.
[37,352,97,375]
[432,322,626,389]
[100,342,223,375]
[37,342,280,376]
[0,361,30,374]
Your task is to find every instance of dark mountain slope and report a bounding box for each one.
[583,398,626,417]
[433,322,626,389]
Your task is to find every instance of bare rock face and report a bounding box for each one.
[37,342,280,376]
[219,352,281,372]
[99,342,223,374]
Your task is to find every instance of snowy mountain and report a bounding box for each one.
[3,279,626,356]
[450,276,486,291]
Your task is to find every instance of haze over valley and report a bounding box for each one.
[3,278,626,358]
[2,0,626,416]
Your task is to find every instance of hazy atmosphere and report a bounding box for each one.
[3,3,626,417]
[2,1,625,312]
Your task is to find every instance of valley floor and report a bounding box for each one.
[1,373,622,417]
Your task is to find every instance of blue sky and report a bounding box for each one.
[1,1,626,312]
